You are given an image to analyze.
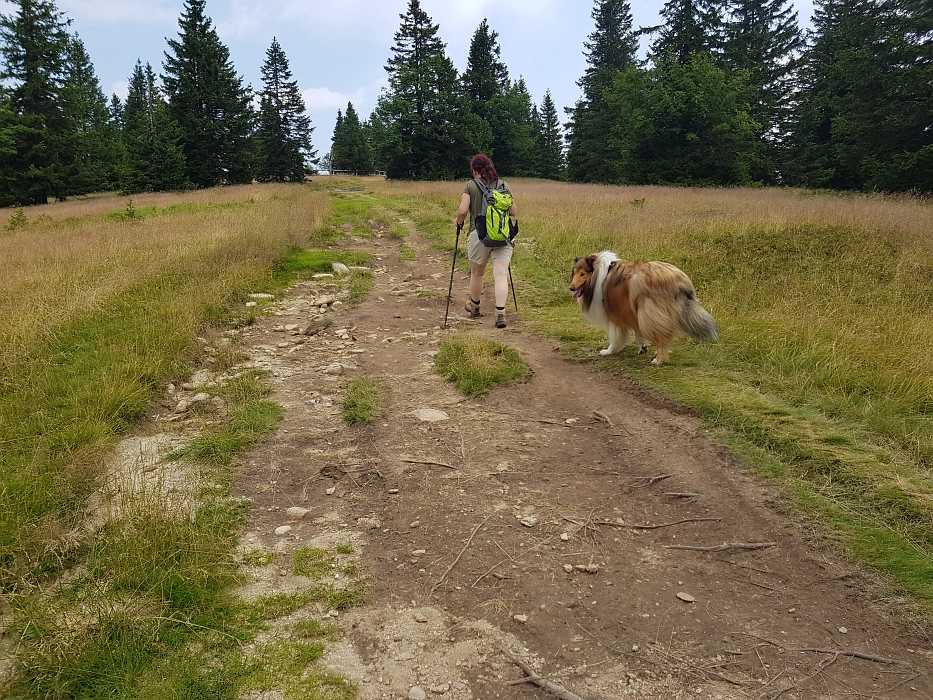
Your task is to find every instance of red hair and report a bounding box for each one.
[470,154,498,182]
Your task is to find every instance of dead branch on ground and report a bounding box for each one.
[666,542,776,552]
[401,458,456,469]
[501,651,591,700]
[629,474,673,488]
[596,517,722,530]
[430,514,492,595]
[731,632,911,667]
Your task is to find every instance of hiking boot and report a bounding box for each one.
[495,313,507,328]
[464,299,481,318]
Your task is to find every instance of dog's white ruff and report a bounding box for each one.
[577,251,635,355]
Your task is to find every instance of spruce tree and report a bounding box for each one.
[330,109,345,172]
[162,0,254,187]
[122,61,189,193]
[487,78,539,177]
[462,19,509,115]
[787,0,894,189]
[380,0,489,179]
[565,0,638,183]
[255,37,315,182]
[536,90,565,179]
[651,0,724,63]
[330,102,371,174]
[59,34,120,194]
[721,0,803,183]
[0,0,72,204]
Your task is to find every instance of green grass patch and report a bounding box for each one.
[390,222,409,238]
[275,249,371,284]
[346,269,373,305]
[294,618,339,641]
[434,336,529,396]
[342,377,384,424]
[399,242,416,261]
[171,373,284,467]
[293,547,335,579]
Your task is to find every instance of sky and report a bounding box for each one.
[1,1,815,156]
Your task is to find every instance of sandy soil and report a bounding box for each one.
[228,217,933,700]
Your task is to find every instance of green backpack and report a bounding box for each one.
[474,178,518,248]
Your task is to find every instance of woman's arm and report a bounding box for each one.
[455,192,471,228]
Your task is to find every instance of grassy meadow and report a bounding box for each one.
[367,178,933,606]
[1,175,932,696]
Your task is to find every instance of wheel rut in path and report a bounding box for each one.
[234,220,932,700]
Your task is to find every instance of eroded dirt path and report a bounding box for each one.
[233,218,933,700]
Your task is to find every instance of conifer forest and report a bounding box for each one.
[1,0,931,206]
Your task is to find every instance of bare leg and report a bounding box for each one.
[469,262,487,303]
[491,257,510,309]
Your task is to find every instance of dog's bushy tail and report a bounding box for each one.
[678,292,719,341]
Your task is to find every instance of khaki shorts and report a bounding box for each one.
[467,229,513,265]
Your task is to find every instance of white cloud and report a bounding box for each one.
[109,79,129,101]
[57,0,177,25]
[302,86,369,113]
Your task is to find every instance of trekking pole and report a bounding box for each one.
[443,223,463,328]
[508,264,518,311]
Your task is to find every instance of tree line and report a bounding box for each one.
[0,0,314,206]
[322,0,933,193]
[2,0,931,206]
[562,0,931,192]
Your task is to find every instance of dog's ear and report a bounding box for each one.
[585,255,597,270]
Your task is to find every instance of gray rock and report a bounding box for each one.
[332,262,350,275]
[408,687,427,700]
[287,507,311,521]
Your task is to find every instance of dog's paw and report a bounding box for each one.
[599,348,614,356]
[650,356,663,366]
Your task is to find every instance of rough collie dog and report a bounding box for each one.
[569,251,719,365]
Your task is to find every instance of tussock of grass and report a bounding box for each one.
[346,269,373,305]
[342,377,384,424]
[434,336,528,396]
[293,547,334,579]
[399,242,416,261]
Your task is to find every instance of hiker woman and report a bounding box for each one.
[455,153,517,328]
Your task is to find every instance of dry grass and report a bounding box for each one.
[0,183,331,589]
[1,185,322,371]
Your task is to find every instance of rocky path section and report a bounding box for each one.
[231,221,932,700]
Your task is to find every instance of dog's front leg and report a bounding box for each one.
[601,327,631,356]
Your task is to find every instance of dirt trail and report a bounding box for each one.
[233,218,932,700]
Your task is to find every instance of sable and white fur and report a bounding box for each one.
[569,250,719,365]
